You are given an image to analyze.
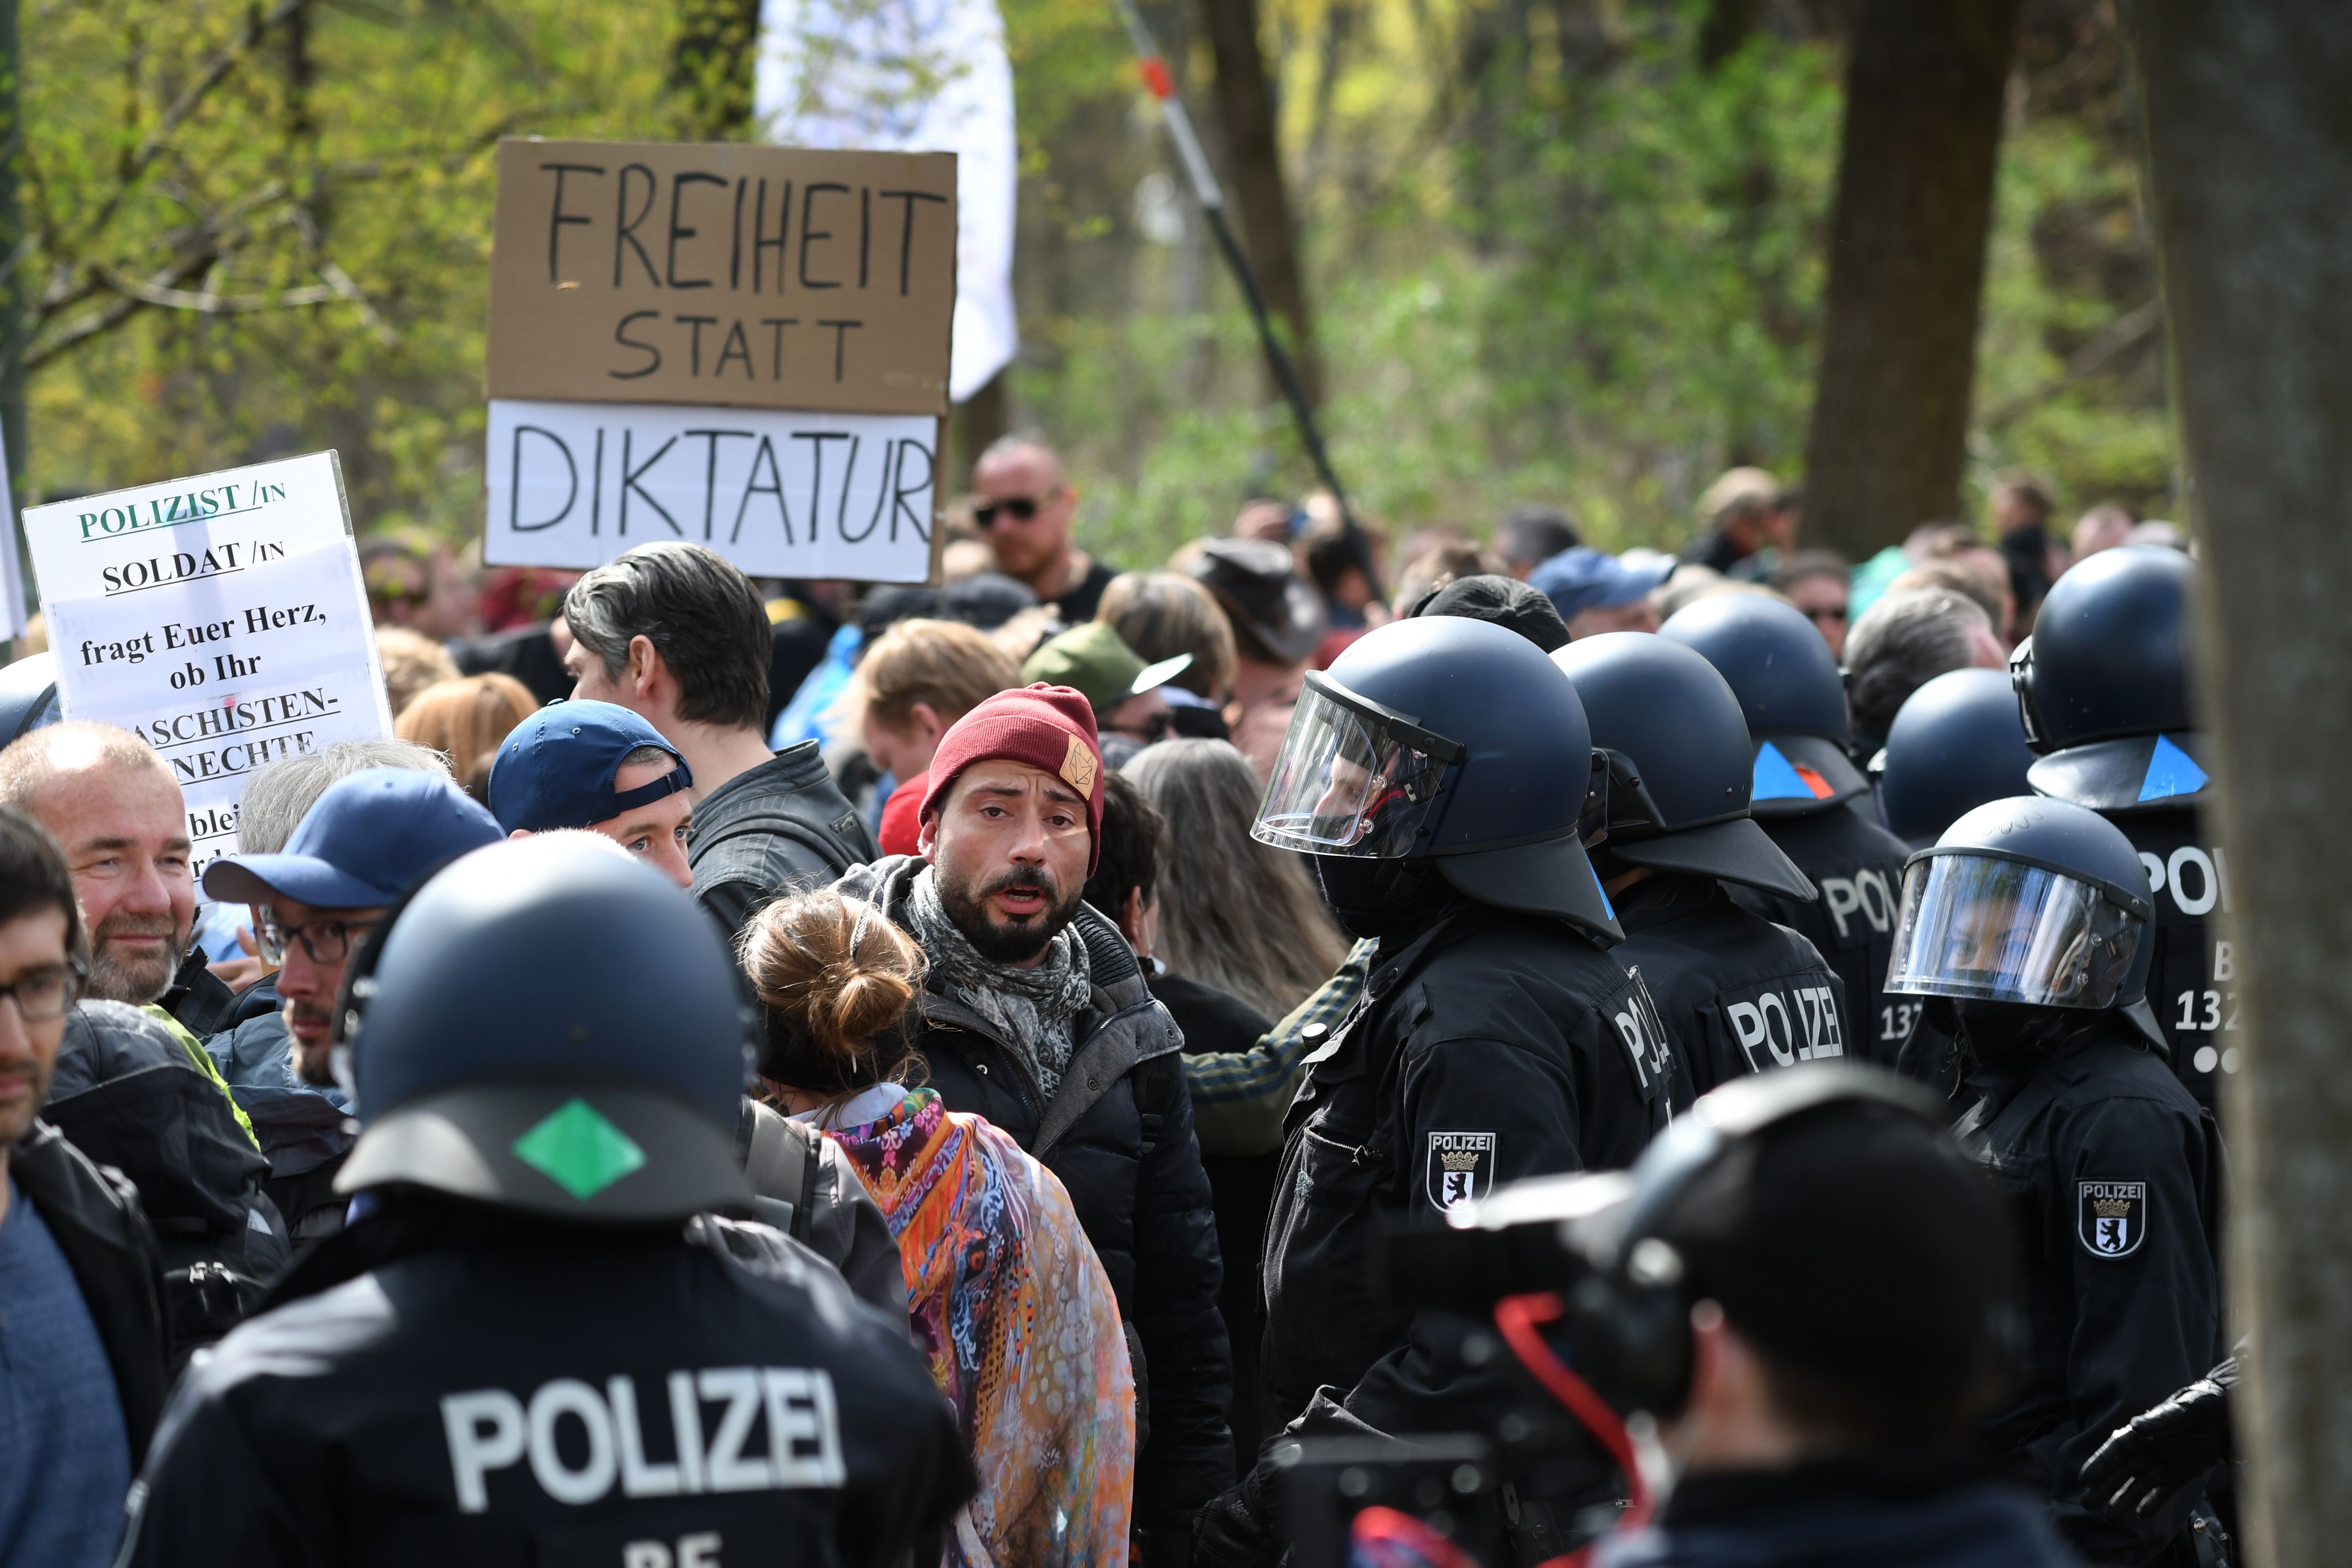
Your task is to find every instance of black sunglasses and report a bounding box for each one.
[973,487,1062,528]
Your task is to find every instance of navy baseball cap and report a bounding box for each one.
[203,768,504,910]
[1530,546,1675,621]
[487,700,692,834]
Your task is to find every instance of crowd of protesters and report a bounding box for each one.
[0,432,2221,1568]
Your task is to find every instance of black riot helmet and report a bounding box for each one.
[1886,796,2156,1032]
[335,834,755,1222]
[2011,546,2209,814]
[1551,634,1815,900]
[1658,594,1870,817]
[1880,669,2038,849]
[1251,614,1620,940]
[0,652,61,746]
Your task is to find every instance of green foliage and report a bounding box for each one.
[21,0,675,531]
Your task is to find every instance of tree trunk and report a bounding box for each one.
[0,0,25,642]
[2120,6,2352,1565]
[1196,0,1321,406]
[672,0,765,142]
[1799,0,2020,557]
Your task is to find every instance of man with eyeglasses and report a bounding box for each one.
[972,434,1118,621]
[201,768,502,1247]
[0,803,172,1568]
[1771,550,1853,660]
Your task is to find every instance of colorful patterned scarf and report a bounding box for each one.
[827,1088,1135,1567]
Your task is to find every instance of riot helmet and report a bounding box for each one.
[334,833,754,1222]
[1879,668,2038,849]
[1886,796,2154,1019]
[0,652,61,747]
[1551,634,1814,900]
[1658,594,1870,817]
[1251,615,1620,940]
[2011,546,2208,813]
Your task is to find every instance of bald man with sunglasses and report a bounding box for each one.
[972,435,1118,621]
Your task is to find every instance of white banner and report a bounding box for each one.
[22,452,392,879]
[755,0,1019,401]
[484,398,937,580]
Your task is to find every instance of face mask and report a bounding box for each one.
[1312,855,1447,941]
[1951,997,2074,1063]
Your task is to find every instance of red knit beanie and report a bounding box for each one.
[919,683,1106,873]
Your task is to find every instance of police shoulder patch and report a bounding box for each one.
[2078,1180,2148,1258]
[1426,1130,1497,1214]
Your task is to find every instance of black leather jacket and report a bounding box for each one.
[687,741,879,939]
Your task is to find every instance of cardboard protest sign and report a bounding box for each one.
[486,139,956,416]
[22,452,393,879]
[487,400,937,579]
[484,138,955,585]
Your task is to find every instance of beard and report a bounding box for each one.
[938,863,1085,964]
[84,909,188,1004]
[288,1001,340,1085]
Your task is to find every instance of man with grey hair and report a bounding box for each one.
[563,542,874,937]
[972,431,1116,619]
[1842,585,2008,761]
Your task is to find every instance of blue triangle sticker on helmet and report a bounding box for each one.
[2137,734,2209,803]
[1751,740,1817,801]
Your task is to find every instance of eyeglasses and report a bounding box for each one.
[256,908,380,967]
[0,960,83,1022]
[1108,712,1176,743]
[973,488,1062,529]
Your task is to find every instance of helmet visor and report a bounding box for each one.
[1252,673,1462,858]
[1886,852,2143,1009]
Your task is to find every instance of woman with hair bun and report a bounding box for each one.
[741,889,1136,1568]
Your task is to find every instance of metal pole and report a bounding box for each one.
[1113,0,1383,600]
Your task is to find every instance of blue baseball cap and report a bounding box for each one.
[1530,546,1675,621]
[202,768,504,910]
[487,699,692,834]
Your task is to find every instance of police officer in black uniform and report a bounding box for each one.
[1886,797,2225,1566]
[2012,545,2231,1111]
[1877,668,2039,1099]
[118,835,972,1567]
[1660,595,1918,1067]
[1196,616,1682,1567]
[1552,634,1848,1096]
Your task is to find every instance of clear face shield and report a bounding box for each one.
[1252,672,1467,857]
[1885,851,2145,1010]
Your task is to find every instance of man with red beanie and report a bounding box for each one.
[835,684,1235,1563]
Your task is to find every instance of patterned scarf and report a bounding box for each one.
[906,867,1094,1102]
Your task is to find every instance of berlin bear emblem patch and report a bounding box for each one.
[2078,1181,2147,1258]
[1426,1131,1497,1214]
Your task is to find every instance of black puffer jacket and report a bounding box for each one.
[690,742,879,939]
[834,855,1236,1536]
[10,1121,173,1465]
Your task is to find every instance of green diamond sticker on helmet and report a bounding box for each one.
[512,1098,647,1200]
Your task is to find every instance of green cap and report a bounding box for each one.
[1021,621,1193,716]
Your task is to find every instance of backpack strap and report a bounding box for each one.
[736,1098,818,1237]
[1132,1052,1183,1157]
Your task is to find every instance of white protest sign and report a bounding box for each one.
[21,451,393,879]
[485,398,938,578]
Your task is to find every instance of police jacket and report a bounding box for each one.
[117,1198,974,1568]
[1733,801,1915,1068]
[1261,896,1681,1439]
[1959,1018,2225,1566]
[1611,872,1849,1097]
[688,741,880,939]
[2108,805,2231,1112]
[1591,1457,2078,1568]
[834,855,1235,1533]
[8,1120,172,1466]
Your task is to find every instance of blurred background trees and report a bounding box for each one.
[8,0,2169,563]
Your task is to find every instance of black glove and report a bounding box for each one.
[2080,1358,2239,1520]
[1192,1474,1277,1568]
